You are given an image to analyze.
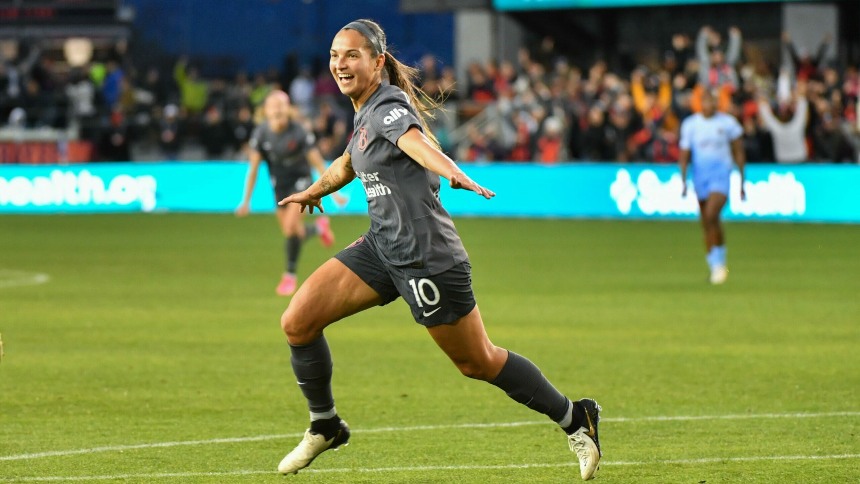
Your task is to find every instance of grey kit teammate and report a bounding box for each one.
[276,19,603,480]
[236,90,336,296]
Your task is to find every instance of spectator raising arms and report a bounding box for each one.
[757,81,809,163]
[782,31,831,82]
[173,57,208,115]
[697,25,742,92]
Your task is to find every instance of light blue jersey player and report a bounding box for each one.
[678,90,746,284]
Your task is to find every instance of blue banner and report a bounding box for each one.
[1,162,858,223]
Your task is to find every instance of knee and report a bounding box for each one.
[703,213,719,228]
[451,347,506,381]
[454,361,493,381]
[280,307,317,345]
[707,214,722,228]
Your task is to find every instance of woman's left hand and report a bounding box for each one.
[450,172,495,199]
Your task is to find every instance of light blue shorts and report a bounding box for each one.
[693,165,732,201]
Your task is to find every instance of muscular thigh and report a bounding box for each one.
[282,258,383,344]
[703,192,728,220]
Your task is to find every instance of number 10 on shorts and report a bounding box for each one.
[407,278,440,307]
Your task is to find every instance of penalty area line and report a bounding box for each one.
[1,454,859,482]
[1,411,858,462]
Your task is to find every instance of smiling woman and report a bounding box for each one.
[272,18,603,481]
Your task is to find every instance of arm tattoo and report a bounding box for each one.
[318,172,337,196]
[313,155,354,197]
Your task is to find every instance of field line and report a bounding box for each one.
[0,269,50,289]
[2,454,859,482]
[1,411,858,462]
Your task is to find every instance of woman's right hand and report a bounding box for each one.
[279,191,325,214]
[235,203,250,217]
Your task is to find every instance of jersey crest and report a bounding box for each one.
[357,127,369,151]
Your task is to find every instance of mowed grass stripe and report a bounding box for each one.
[3,454,860,482]
[2,411,858,462]
[1,214,858,483]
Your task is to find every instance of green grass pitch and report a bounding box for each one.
[1,213,858,483]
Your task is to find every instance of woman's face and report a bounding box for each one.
[329,29,383,100]
[700,92,716,117]
[264,92,290,131]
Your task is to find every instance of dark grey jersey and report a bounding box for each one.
[249,121,315,180]
[346,84,467,275]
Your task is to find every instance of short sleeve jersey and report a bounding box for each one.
[346,84,468,275]
[248,121,315,180]
[679,112,743,170]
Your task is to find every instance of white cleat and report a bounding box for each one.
[710,265,728,285]
[568,428,601,480]
[277,421,350,475]
[568,398,602,480]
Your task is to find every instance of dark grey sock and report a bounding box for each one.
[289,336,335,415]
[490,351,570,423]
[305,222,319,238]
[286,236,302,273]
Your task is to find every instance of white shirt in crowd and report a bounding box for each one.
[758,96,808,164]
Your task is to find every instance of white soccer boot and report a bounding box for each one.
[278,420,350,474]
[710,265,728,284]
[567,398,602,480]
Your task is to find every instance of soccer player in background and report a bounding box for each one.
[273,19,603,481]
[235,90,337,296]
[678,89,746,284]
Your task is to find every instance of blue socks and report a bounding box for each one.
[707,246,727,269]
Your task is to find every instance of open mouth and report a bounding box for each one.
[337,73,355,86]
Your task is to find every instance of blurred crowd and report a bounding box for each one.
[451,28,860,164]
[0,41,352,163]
[1,26,859,164]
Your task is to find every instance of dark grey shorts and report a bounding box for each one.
[272,175,312,203]
[334,234,476,327]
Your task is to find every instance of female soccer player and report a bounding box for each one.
[236,90,336,296]
[275,19,602,481]
[678,89,746,284]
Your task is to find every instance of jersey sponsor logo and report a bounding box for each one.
[357,127,369,151]
[357,171,381,183]
[365,183,392,198]
[357,171,392,198]
[383,107,408,125]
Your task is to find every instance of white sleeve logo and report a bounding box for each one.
[383,107,408,125]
